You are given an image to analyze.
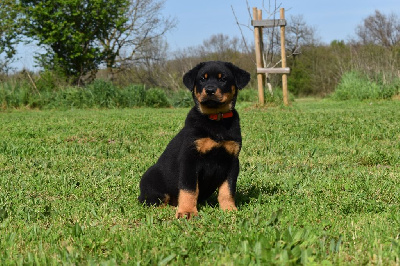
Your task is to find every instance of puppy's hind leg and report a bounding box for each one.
[138,166,168,206]
[138,191,169,206]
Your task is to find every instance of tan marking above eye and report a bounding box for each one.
[218,73,222,79]
[204,73,208,79]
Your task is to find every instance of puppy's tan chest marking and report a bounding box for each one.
[194,137,240,156]
[194,138,218,154]
[222,140,241,157]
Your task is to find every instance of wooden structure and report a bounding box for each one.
[252,7,290,105]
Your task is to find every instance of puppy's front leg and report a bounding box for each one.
[176,149,200,219]
[218,158,239,211]
[218,180,237,211]
[176,183,199,219]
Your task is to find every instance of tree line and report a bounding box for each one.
[112,9,399,97]
[0,0,399,97]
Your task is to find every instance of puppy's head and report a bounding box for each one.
[183,61,250,115]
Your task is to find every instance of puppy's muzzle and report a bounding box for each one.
[205,86,217,96]
[201,87,222,104]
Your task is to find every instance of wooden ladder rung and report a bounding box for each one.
[257,67,290,74]
[251,19,286,28]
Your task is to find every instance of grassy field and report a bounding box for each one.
[0,100,399,265]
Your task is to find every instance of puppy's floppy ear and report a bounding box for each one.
[224,62,251,90]
[183,62,205,91]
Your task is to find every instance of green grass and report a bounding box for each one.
[0,100,399,265]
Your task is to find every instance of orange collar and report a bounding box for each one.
[208,111,233,121]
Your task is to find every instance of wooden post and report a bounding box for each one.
[257,9,265,93]
[280,8,289,106]
[252,7,290,106]
[253,7,265,105]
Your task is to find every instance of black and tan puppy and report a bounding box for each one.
[138,61,250,218]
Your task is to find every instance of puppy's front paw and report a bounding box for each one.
[220,204,237,211]
[175,207,198,219]
[176,189,199,219]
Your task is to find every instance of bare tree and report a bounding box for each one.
[100,0,177,80]
[232,0,282,66]
[202,34,241,54]
[128,36,169,87]
[198,34,246,62]
[356,10,400,48]
[286,15,319,59]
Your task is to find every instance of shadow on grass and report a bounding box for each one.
[200,182,282,208]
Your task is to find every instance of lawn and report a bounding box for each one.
[0,100,399,265]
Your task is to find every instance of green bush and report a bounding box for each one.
[34,70,69,92]
[383,78,400,99]
[3,79,297,110]
[119,85,146,107]
[238,88,258,102]
[237,88,296,105]
[86,79,118,108]
[0,80,34,108]
[144,88,170,108]
[1,80,155,109]
[169,89,193,108]
[332,71,399,100]
[265,87,295,104]
[46,87,95,109]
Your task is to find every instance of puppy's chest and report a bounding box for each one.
[194,137,241,157]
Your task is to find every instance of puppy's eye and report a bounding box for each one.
[219,76,226,82]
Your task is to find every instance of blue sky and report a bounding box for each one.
[163,0,400,50]
[12,0,400,70]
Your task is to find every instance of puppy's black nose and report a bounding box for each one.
[205,87,216,95]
